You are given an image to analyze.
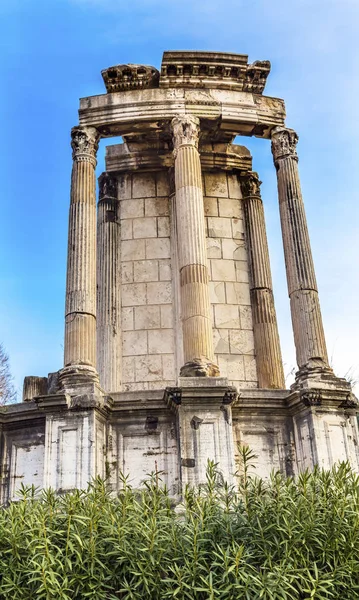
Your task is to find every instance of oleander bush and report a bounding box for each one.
[1,447,359,599]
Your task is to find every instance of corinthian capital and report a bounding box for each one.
[71,126,100,164]
[271,127,298,166]
[171,115,200,153]
[241,171,262,197]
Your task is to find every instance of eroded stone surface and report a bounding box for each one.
[4,49,357,503]
[102,64,160,93]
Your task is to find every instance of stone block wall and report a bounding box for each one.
[292,409,359,472]
[203,171,258,389]
[43,411,106,491]
[107,392,180,494]
[115,165,258,391]
[118,171,176,391]
[1,422,45,501]
[232,390,295,479]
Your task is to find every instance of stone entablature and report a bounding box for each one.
[102,64,160,93]
[78,89,285,141]
[101,52,271,96]
[160,51,271,94]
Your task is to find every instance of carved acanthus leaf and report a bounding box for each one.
[241,171,262,197]
[271,127,298,165]
[71,126,100,162]
[171,115,200,152]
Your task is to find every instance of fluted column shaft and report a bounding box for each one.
[64,126,100,369]
[271,127,329,372]
[241,172,285,388]
[171,116,219,377]
[97,173,121,392]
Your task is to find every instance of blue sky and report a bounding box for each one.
[1,0,358,396]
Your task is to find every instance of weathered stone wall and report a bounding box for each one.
[0,417,45,502]
[114,158,258,391]
[118,171,176,391]
[232,390,295,479]
[43,411,106,491]
[203,170,258,388]
[292,408,359,472]
[2,388,359,504]
[106,391,180,494]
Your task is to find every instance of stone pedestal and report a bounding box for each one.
[41,395,108,491]
[23,376,48,401]
[167,378,236,487]
[288,389,359,472]
[171,116,219,377]
[96,173,121,392]
[241,172,284,389]
[63,126,100,385]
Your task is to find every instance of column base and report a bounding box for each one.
[58,364,104,406]
[292,362,356,403]
[180,359,220,378]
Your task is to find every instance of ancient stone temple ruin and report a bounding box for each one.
[1,51,358,501]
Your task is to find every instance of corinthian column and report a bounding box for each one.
[271,127,330,378]
[171,115,219,377]
[241,172,285,389]
[97,173,121,392]
[63,126,100,378]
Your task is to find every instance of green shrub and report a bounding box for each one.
[1,447,359,599]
